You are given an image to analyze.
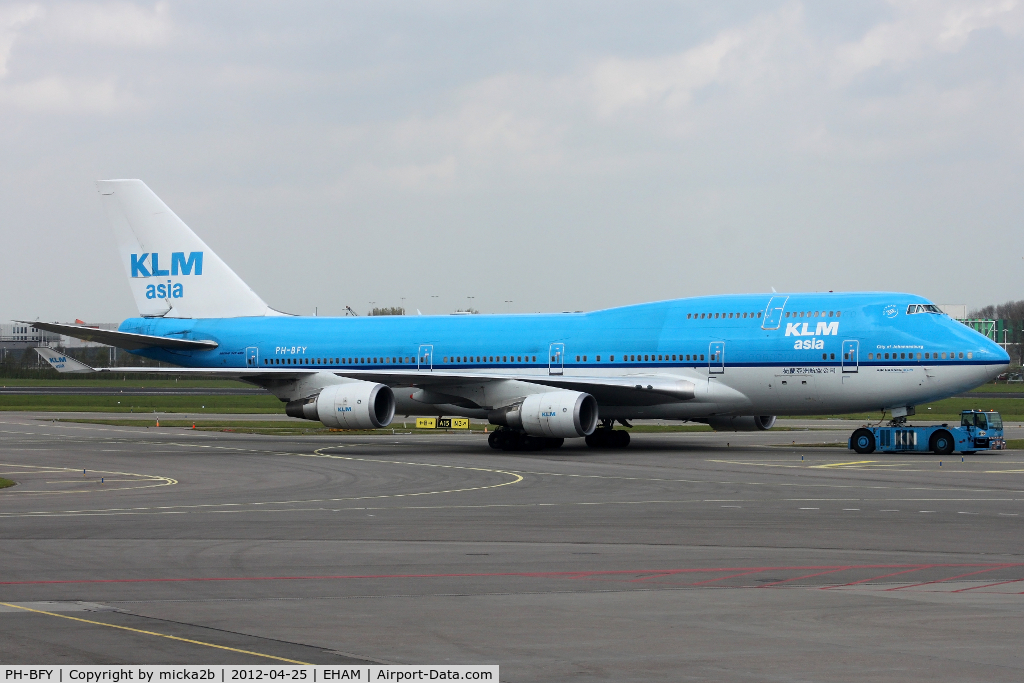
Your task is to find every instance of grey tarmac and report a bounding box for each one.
[1,412,1023,681]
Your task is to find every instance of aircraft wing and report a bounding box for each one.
[20,321,218,351]
[330,369,696,403]
[34,351,695,405]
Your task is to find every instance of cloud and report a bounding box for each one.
[0,75,137,113]
[0,4,43,78]
[834,0,1024,80]
[42,1,173,48]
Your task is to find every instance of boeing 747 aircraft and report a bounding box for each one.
[28,180,1009,450]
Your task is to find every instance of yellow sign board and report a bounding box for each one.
[415,417,470,430]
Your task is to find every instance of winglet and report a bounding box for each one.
[34,348,95,373]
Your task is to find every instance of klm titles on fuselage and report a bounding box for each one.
[130,251,203,300]
[785,321,839,350]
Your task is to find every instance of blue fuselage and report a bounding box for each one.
[118,292,1008,418]
[121,292,1006,372]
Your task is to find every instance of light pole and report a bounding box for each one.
[504,300,513,314]
[467,296,475,313]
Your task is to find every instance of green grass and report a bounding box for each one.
[792,397,1024,422]
[964,383,1024,393]
[0,378,251,388]
[0,394,282,413]
[0,477,14,489]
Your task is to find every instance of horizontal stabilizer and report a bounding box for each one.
[18,321,218,351]
[34,348,94,373]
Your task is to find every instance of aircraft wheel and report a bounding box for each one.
[614,430,630,448]
[929,431,955,455]
[499,430,521,451]
[961,451,977,455]
[544,438,564,449]
[488,430,502,450]
[851,428,875,454]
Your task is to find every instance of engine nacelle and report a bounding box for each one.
[286,382,395,429]
[488,391,599,438]
[706,415,777,432]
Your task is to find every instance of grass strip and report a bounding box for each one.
[0,378,251,388]
[789,396,1024,422]
[0,477,15,489]
[0,394,281,413]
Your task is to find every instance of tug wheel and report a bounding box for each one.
[851,428,876,454]
[929,431,955,455]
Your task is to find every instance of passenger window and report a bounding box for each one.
[757,311,762,318]
[672,354,676,360]
[959,352,964,359]
[785,312,790,317]
[687,314,692,319]
[884,353,889,359]
[830,353,835,360]
[532,356,536,362]
[900,353,905,360]
[836,312,841,317]
[829,311,834,317]
[610,355,614,361]
[967,352,973,359]
[822,353,826,360]
[868,353,873,359]
[916,353,921,359]
[576,356,580,362]
[700,354,705,360]
[941,352,947,359]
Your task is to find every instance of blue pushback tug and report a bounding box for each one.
[849,410,1005,455]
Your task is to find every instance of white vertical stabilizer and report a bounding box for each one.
[96,179,277,318]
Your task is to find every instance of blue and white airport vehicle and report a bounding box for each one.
[849,410,1005,455]
[28,180,1010,450]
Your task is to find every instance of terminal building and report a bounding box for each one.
[0,322,120,366]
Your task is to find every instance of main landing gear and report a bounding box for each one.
[487,428,564,451]
[585,420,631,449]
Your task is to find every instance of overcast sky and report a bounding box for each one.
[2,1,1023,321]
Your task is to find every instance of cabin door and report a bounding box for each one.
[245,346,259,367]
[842,340,859,373]
[709,341,725,374]
[761,296,788,330]
[418,345,433,371]
[549,343,564,375]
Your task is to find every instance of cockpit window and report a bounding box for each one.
[907,304,943,315]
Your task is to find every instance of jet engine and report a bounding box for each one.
[286,382,396,429]
[488,391,599,438]
[706,415,777,431]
